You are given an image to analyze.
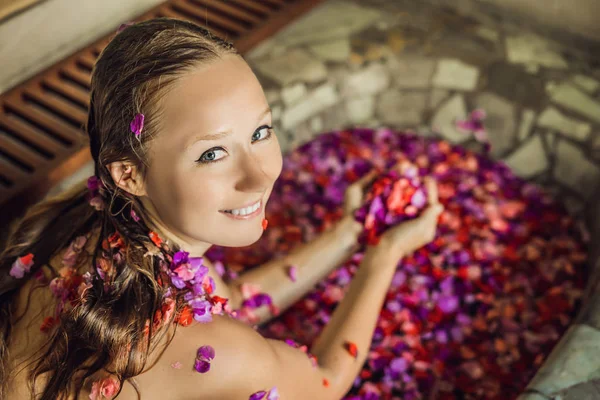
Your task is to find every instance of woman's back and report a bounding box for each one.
[5,230,238,400]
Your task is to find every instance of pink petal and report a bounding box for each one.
[288,265,298,282]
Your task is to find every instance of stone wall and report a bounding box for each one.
[421,0,600,45]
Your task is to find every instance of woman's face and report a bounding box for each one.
[141,54,283,253]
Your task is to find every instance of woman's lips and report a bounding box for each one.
[219,200,262,220]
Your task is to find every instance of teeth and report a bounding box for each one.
[225,200,260,216]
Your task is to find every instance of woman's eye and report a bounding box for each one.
[252,125,273,142]
[196,125,273,165]
[197,148,227,164]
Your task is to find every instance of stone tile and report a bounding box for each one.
[281,83,307,107]
[276,130,293,154]
[544,131,558,152]
[557,380,600,400]
[432,59,480,91]
[281,83,339,130]
[429,89,449,110]
[320,102,349,133]
[518,109,537,141]
[546,82,600,124]
[245,37,286,62]
[288,119,315,149]
[554,140,600,200]
[341,62,391,97]
[387,56,435,89]
[430,94,468,143]
[431,31,501,68]
[264,89,280,105]
[506,33,569,69]
[516,393,550,400]
[486,62,546,110]
[503,135,549,179]
[376,90,427,127]
[345,96,375,125]
[272,105,282,121]
[309,116,323,133]
[308,38,351,63]
[273,0,382,47]
[538,107,592,142]
[571,74,600,94]
[525,324,600,396]
[475,25,500,43]
[253,48,327,86]
[472,92,517,157]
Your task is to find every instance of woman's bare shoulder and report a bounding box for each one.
[134,314,336,400]
[131,315,255,399]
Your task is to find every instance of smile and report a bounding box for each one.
[219,199,262,219]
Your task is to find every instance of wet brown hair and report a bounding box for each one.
[0,17,240,399]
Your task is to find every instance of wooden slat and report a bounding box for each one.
[227,0,272,15]
[158,7,228,38]
[4,97,80,144]
[78,52,98,71]
[262,0,286,7]
[0,116,63,156]
[172,0,248,35]
[0,153,29,183]
[191,0,261,25]
[43,74,90,108]
[60,67,91,90]
[22,88,88,130]
[233,0,325,54]
[0,133,47,167]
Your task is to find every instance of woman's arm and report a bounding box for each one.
[226,215,362,326]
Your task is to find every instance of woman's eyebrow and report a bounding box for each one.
[185,106,272,148]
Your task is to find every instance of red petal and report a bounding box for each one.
[149,231,163,247]
[345,341,358,358]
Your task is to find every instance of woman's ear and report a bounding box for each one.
[106,161,147,197]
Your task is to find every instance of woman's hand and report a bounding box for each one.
[372,176,444,261]
[342,168,379,217]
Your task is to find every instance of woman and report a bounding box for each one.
[0,18,442,399]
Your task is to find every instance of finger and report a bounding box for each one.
[421,203,443,220]
[424,177,439,206]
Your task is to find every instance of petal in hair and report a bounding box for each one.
[130,113,145,139]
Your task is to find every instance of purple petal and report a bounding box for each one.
[193,307,213,323]
[369,195,385,220]
[116,22,134,34]
[438,295,459,314]
[390,357,408,373]
[130,113,145,136]
[249,391,267,400]
[410,189,426,208]
[471,109,486,120]
[267,387,280,400]
[170,275,186,289]
[9,265,25,279]
[197,345,215,361]
[173,250,189,266]
[194,359,211,373]
[456,120,479,132]
[87,176,100,191]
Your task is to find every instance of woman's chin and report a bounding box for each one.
[215,230,263,248]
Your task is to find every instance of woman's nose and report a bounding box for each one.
[234,153,270,192]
